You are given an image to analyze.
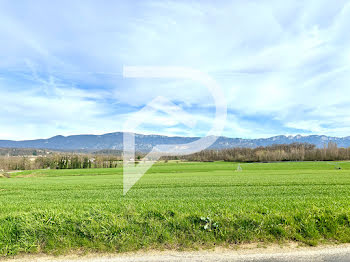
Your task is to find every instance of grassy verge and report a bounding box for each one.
[1,161,350,256]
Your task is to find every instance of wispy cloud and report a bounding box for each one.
[0,0,350,139]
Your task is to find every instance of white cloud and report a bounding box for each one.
[0,0,350,139]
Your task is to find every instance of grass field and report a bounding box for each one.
[1,161,350,256]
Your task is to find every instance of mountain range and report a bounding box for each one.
[0,132,349,152]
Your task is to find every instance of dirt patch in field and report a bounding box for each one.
[16,173,36,178]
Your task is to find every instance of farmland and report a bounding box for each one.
[1,161,350,256]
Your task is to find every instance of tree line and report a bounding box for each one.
[165,142,349,162]
[0,154,121,171]
[1,142,350,171]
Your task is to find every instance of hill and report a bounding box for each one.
[0,133,349,151]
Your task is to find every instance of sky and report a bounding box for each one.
[1,0,350,140]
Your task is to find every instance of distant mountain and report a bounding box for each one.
[0,132,349,152]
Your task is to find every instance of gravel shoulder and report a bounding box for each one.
[3,243,350,262]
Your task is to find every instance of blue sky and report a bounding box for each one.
[1,0,350,140]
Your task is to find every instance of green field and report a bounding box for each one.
[1,161,350,256]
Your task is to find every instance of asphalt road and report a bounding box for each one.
[6,245,350,262]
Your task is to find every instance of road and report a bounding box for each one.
[5,244,350,262]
